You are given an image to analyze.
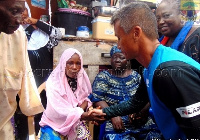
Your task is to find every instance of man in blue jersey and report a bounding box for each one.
[88,2,200,139]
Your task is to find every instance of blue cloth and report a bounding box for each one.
[110,45,122,57]
[90,71,162,140]
[171,21,193,50]
[143,44,200,139]
[40,126,66,140]
[158,35,164,42]
[99,122,106,140]
[159,21,193,50]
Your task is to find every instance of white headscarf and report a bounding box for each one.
[23,1,49,50]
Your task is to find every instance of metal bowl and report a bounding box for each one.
[92,6,118,18]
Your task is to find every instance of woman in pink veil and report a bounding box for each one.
[40,48,93,140]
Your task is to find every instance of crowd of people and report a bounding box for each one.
[89,46,162,139]
[0,0,200,140]
[89,1,200,139]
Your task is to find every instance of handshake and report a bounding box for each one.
[81,107,107,125]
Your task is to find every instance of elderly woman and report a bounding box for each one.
[39,48,99,140]
[157,0,200,63]
[89,46,162,140]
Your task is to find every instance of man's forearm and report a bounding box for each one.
[103,93,149,119]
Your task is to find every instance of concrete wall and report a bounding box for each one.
[53,40,115,83]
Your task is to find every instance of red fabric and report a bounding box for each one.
[160,36,169,45]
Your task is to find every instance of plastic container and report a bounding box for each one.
[92,16,117,41]
[55,11,92,36]
[76,26,89,38]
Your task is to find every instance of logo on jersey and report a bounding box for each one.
[176,102,200,118]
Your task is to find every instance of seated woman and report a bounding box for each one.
[39,48,93,140]
[89,46,162,140]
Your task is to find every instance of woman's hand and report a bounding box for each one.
[88,108,104,116]
[129,111,149,127]
[22,17,38,25]
[85,107,107,125]
[111,116,125,132]
[79,100,88,111]
[129,113,140,123]
[81,111,106,123]
[129,102,150,127]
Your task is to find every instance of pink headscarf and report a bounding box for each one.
[39,48,92,139]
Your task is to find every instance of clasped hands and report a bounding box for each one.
[88,107,125,131]
[83,107,107,125]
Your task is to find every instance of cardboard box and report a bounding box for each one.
[92,16,117,41]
